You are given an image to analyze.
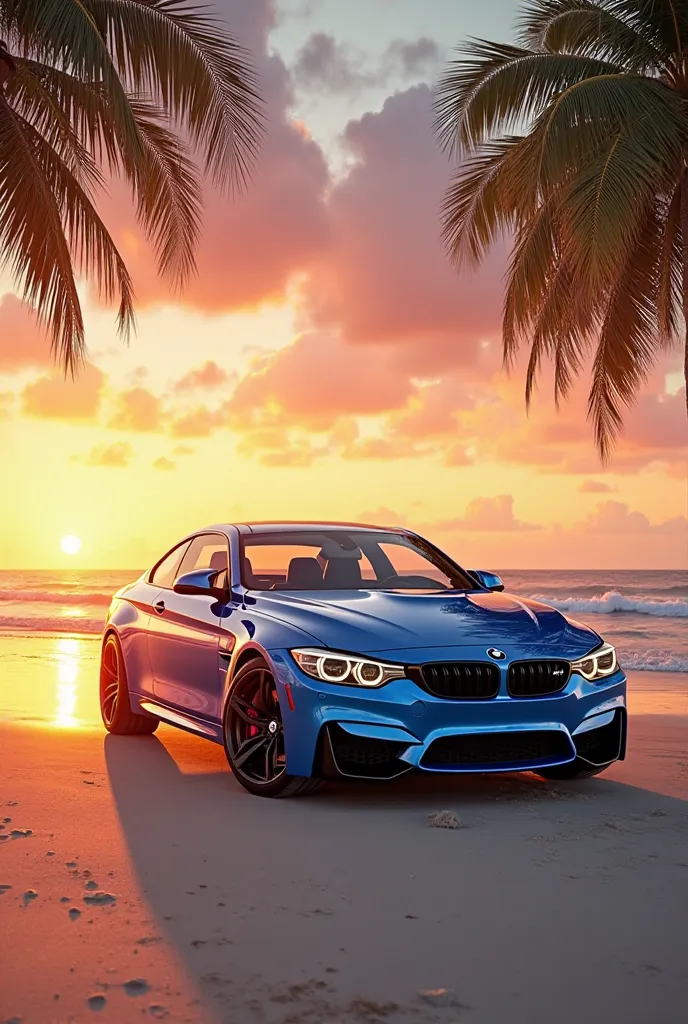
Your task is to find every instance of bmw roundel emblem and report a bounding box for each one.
[487,648,506,661]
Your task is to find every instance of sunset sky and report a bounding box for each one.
[1,0,686,571]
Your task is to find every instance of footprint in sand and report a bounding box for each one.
[123,979,150,997]
[148,1007,169,1019]
[87,995,107,1012]
[84,880,99,890]
[69,908,81,921]
[0,885,12,896]
[9,829,33,840]
[22,890,38,908]
[83,892,117,907]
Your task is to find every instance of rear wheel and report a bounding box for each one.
[223,657,320,798]
[535,761,611,781]
[100,633,158,735]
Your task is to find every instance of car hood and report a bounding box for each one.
[251,588,600,659]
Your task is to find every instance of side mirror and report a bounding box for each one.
[468,569,505,592]
[173,569,228,600]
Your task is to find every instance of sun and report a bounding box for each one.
[60,535,82,556]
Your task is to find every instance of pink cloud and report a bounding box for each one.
[0,294,51,371]
[109,388,162,432]
[577,501,687,535]
[173,361,233,392]
[578,480,615,494]
[21,363,105,420]
[433,495,540,533]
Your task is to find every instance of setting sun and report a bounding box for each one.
[60,535,82,556]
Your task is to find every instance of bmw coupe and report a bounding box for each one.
[100,522,627,797]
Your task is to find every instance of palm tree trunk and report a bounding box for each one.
[682,169,688,417]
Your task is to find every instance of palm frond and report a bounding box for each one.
[434,40,624,153]
[518,0,664,71]
[606,1,688,58]
[588,204,662,459]
[127,99,202,287]
[657,181,682,345]
[0,93,84,371]
[1,0,144,169]
[441,136,523,265]
[89,0,264,191]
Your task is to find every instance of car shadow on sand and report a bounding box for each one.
[104,726,688,1024]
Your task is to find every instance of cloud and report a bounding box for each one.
[170,407,227,438]
[0,294,51,371]
[109,388,162,432]
[21,363,105,420]
[292,33,442,94]
[358,507,408,527]
[302,85,507,371]
[80,442,133,468]
[433,495,541,533]
[173,361,233,392]
[578,480,615,494]
[225,331,414,434]
[102,0,330,313]
[172,444,195,456]
[153,456,176,471]
[577,501,688,535]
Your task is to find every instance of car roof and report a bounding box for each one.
[226,521,407,535]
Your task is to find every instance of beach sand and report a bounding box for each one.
[1,633,687,1023]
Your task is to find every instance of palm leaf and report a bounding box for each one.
[588,204,663,459]
[434,41,624,153]
[657,181,682,345]
[0,93,84,371]
[88,0,264,191]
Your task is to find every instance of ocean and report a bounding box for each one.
[0,568,686,673]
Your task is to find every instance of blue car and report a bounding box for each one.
[100,522,627,797]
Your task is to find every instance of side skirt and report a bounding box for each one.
[137,698,223,744]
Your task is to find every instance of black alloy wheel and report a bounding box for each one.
[223,656,321,798]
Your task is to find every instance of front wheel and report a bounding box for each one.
[535,760,612,781]
[223,657,320,798]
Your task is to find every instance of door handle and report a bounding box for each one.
[153,600,166,615]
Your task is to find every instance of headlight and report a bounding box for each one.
[290,648,406,687]
[571,643,618,681]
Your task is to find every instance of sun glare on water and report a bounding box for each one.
[60,535,82,556]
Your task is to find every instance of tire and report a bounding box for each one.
[223,656,321,798]
[535,760,612,781]
[100,633,159,735]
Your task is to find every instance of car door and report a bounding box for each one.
[147,533,231,722]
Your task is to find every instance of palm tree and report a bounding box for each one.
[0,0,263,371]
[434,0,688,458]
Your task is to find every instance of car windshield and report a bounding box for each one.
[240,530,477,592]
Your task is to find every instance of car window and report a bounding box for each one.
[176,533,230,583]
[149,542,190,589]
[241,530,475,591]
[378,542,455,588]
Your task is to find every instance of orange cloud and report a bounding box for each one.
[21,363,105,420]
[576,501,687,535]
[80,442,133,468]
[153,456,175,471]
[578,480,615,494]
[170,407,226,438]
[0,294,51,371]
[434,495,541,533]
[173,361,233,392]
[109,388,162,432]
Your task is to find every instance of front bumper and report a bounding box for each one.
[268,648,627,779]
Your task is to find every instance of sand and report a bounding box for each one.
[0,633,687,1023]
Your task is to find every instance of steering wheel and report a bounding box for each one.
[378,575,447,590]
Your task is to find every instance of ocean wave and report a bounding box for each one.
[531,591,688,618]
[619,652,688,673]
[0,589,113,606]
[0,615,104,635]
